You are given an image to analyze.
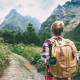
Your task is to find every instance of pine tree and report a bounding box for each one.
[24,23,41,46]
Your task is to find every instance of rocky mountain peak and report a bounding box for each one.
[40,0,80,34]
[71,0,80,3]
[5,9,18,19]
[10,9,17,14]
[0,9,41,32]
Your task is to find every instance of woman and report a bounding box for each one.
[42,21,76,80]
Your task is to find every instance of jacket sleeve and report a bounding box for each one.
[42,39,51,63]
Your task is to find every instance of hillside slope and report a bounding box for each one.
[39,0,80,33]
[0,9,41,32]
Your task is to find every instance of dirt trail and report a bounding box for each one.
[0,53,45,80]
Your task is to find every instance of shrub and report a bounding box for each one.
[30,54,41,64]
[73,62,80,80]
[0,43,10,77]
[10,43,46,74]
[36,59,46,74]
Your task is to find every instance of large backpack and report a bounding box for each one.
[49,38,78,78]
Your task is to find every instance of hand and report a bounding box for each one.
[46,56,50,61]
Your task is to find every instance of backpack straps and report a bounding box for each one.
[63,39,76,58]
[48,38,55,57]
[49,38,55,43]
[49,37,64,60]
[59,45,64,61]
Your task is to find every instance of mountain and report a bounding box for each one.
[39,0,80,33]
[64,23,80,50]
[64,23,80,42]
[0,9,41,32]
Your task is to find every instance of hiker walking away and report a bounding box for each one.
[42,21,78,80]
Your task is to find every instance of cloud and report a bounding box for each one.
[41,0,55,10]
[0,0,17,10]
[0,0,71,23]
[16,4,23,8]
[55,0,71,6]
[28,4,33,7]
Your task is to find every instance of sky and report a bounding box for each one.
[0,0,71,23]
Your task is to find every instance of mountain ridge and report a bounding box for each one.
[0,9,41,32]
[39,0,80,33]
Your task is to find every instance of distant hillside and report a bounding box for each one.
[39,0,80,34]
[64,23,80,42]
[0,9,41,32]
[64,23,80,50]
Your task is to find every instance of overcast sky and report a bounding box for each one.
[0,0,71,23]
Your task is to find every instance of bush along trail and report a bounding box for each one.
[0,42,10,78]
[0,52,45,80]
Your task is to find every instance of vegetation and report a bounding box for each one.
[64,23,80,50]
[73,61,80,80]
[2,30,14,44]
[0,23,51,46]
[64,20,70,26]
[9,43,46,74]
[23,23,41,46]
[40,30,51,45]
[0,38,10,77]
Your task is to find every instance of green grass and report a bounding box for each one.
[0,42,10,77]
[12,44,42,61]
